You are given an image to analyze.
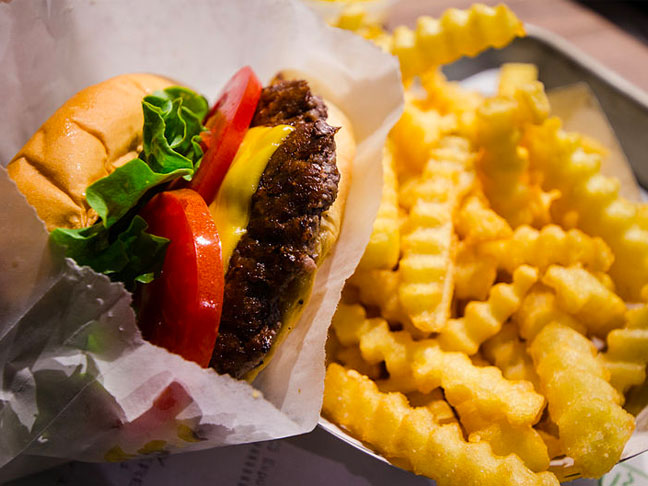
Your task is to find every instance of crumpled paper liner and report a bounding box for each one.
[0,0,403,475]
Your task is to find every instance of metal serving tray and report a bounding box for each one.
[318,22,648,478]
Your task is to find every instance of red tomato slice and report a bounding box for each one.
[189,66,262,205]
[138,188,224,367]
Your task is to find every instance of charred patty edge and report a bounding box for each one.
[210,80,340,378]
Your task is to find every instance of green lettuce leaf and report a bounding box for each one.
[50,86,209,288]
[87,86,208,228]
[51,216,169,291]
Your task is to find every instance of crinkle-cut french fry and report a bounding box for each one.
[512,81,552,126]
[389,93,454,175]
[358,143,400,271]
[514,284,587,340]
[398,178,453,212]
[346,269,415,330]
[525,118,648,301]
[476,86,556,228]
[389,4,525,80]
[599,304,648,393]
[439,265,538,355]
[420,69,484,119]
[601,360,646,395]
[456,192,513,243]
[323,364,558,486]
[347,267,428,339]
[336,344,383,380]
[453,398,491,433]
[361,321,424,394]
[593,270,616,292]
[468,423,550,473]
[397,410,558,486]
[398,234,456,334]
[332,4,366,32]
[542,265,625,337]
[481,84,551,171]
[406,389,457,425]
[455,242,498,301]
[333,303,544,425]
[398,136,475,210]
[498,63,539,97]
[395,328,543,425]
[530,323,635,478]
[478,224,614,274]
[483,323,541,390]
[536,429,564,460]
[390,25,425,82]
[399,137,476,333]
[331,302,373,347]
[331,303,418,391]
[432,136,478,189]
[455,388,549,473]
[332,4,392,48]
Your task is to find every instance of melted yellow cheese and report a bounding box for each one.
[210,125,294,270]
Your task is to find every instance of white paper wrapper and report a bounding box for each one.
[0,0,403,472]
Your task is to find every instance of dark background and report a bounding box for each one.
[578,0,648,45]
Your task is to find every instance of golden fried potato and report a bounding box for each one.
[478,225,614,275]
[323,364,558,486]
[398,137,475,333]
[600,304,648,393]
[542,265,625,337]
[482,322,540,390]
[330,303,544,425]
[526,118,648,301]
[357,143,400,271]
[530,323,635,477]
[326,3,646,483]
[468,423,549,472]
[439,265,538,354]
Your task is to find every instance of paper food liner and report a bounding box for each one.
[0,0,403,473]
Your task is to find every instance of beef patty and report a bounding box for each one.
[210,80,340,378]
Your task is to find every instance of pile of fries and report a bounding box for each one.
[322,4,648,485]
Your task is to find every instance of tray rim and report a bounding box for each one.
[524,23,648,108]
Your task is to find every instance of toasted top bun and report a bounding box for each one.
[8,73,174,231]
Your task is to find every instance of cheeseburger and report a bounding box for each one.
[7,68,354,379]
